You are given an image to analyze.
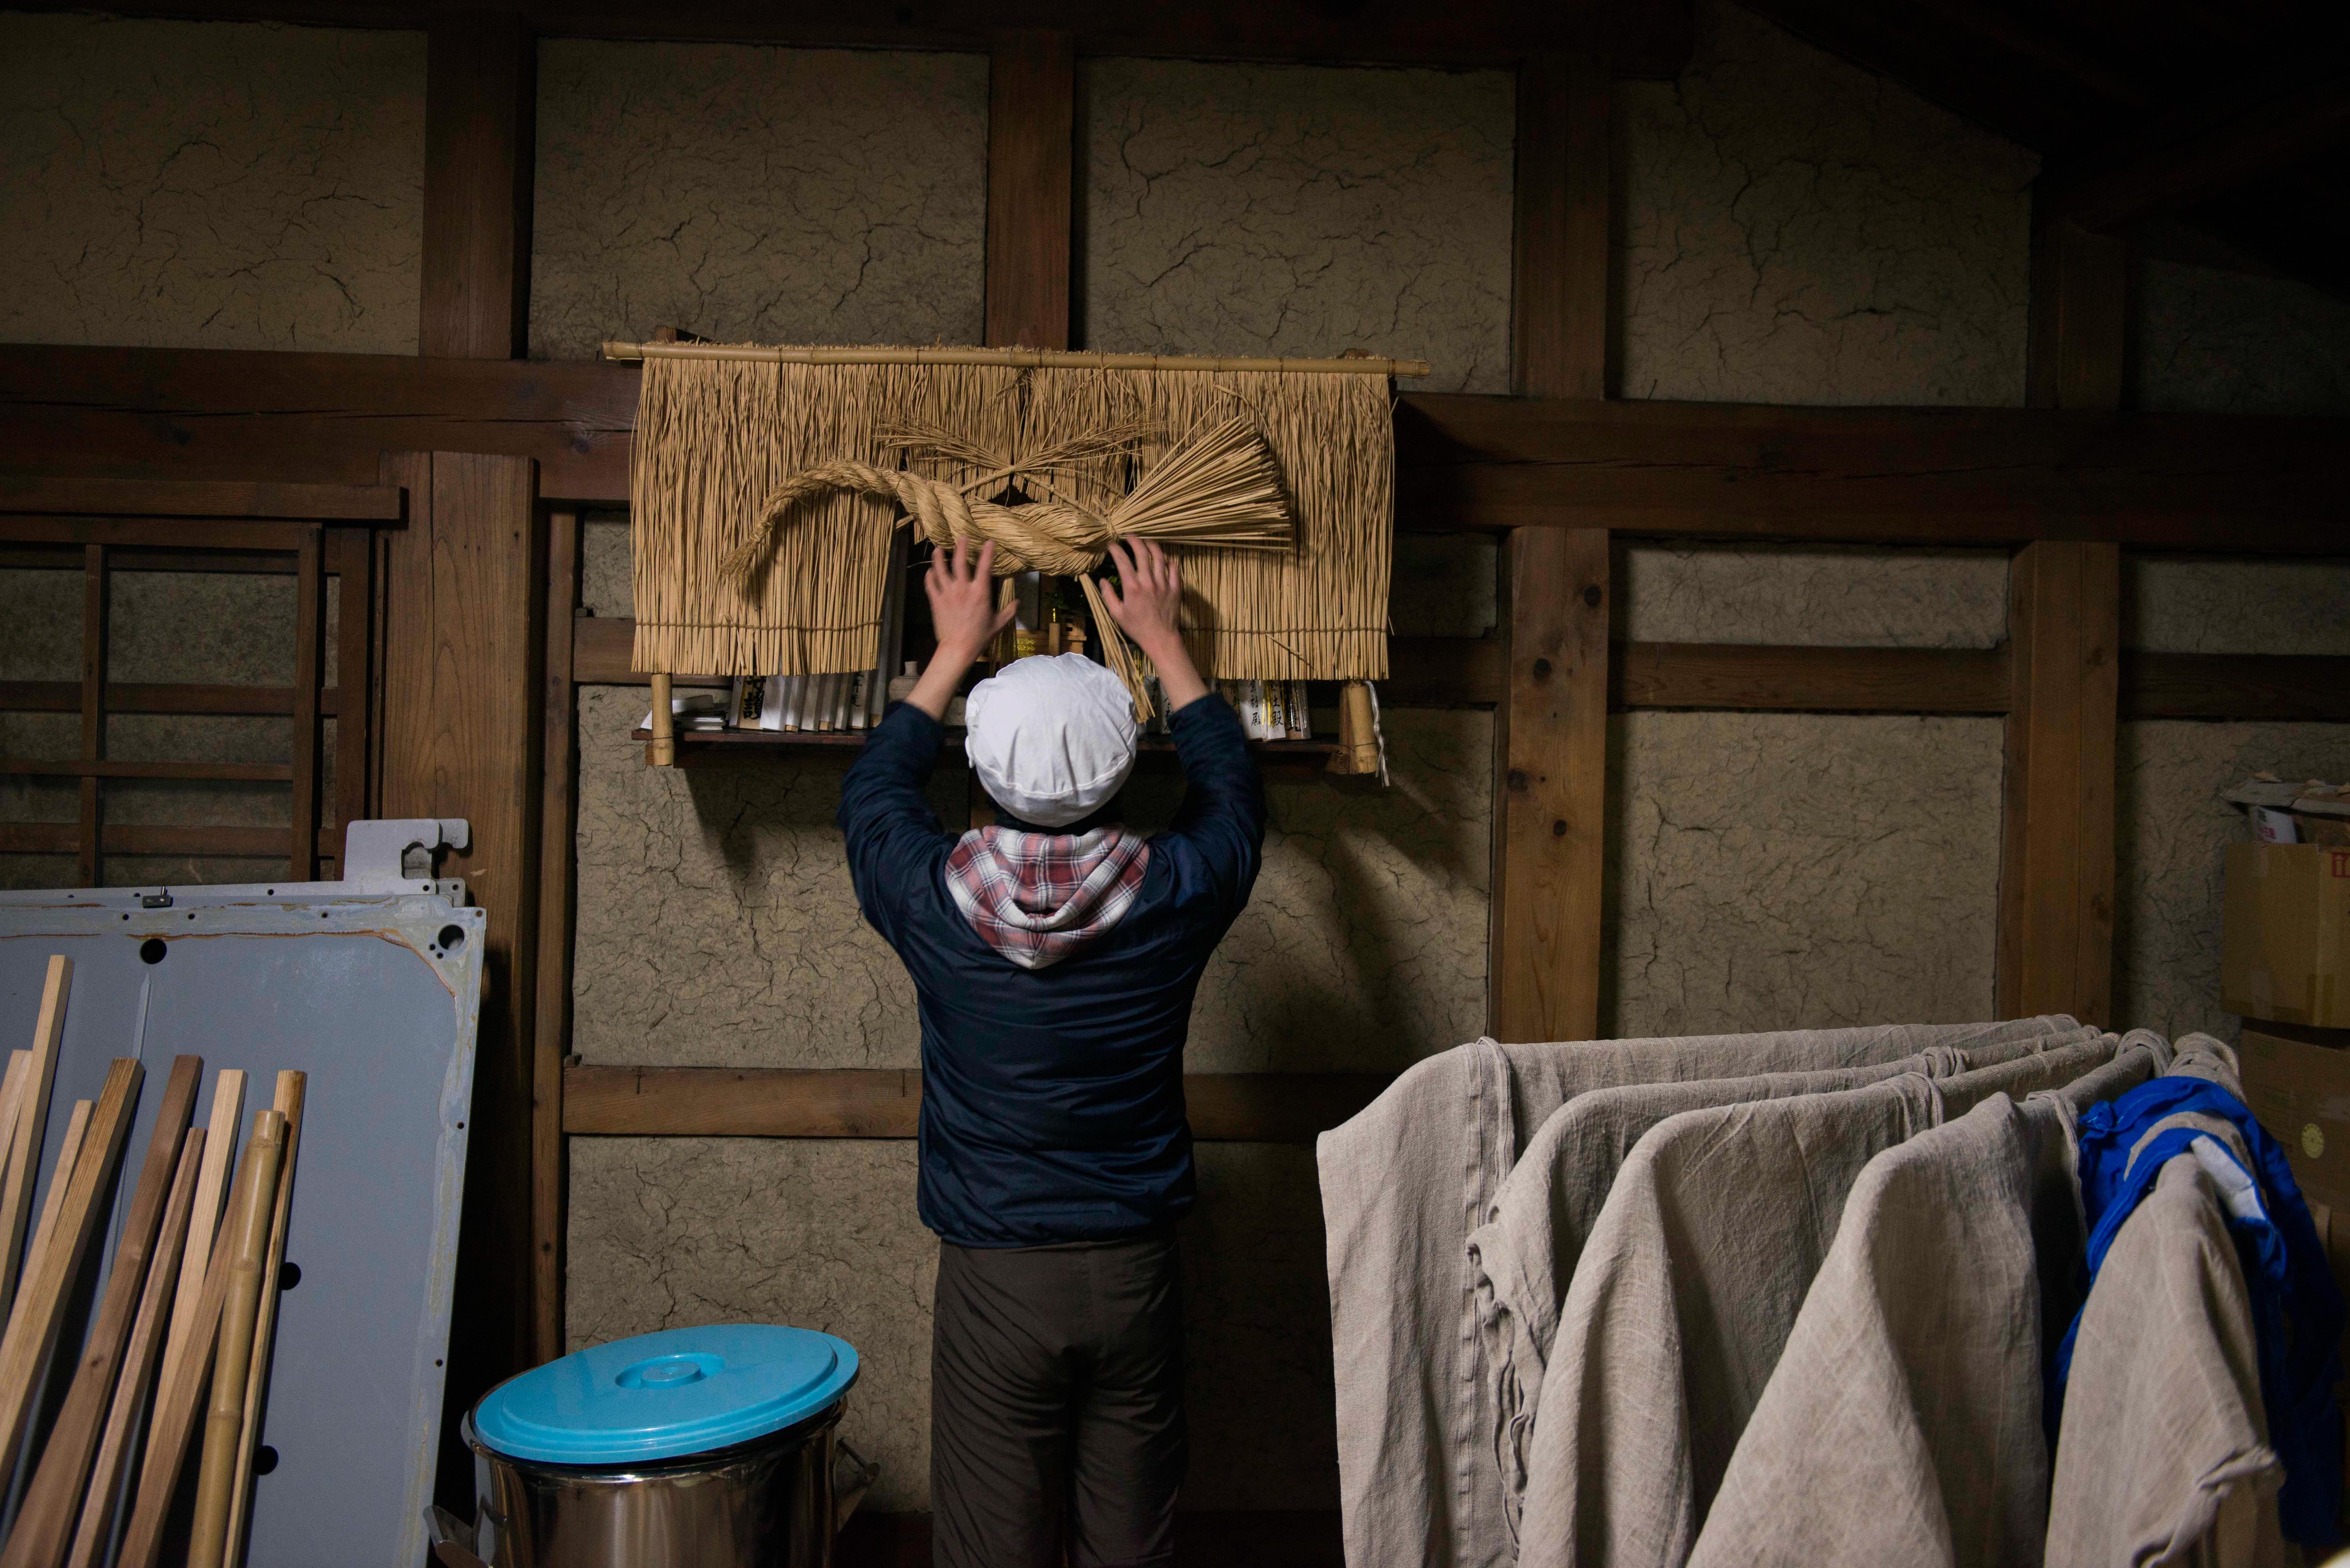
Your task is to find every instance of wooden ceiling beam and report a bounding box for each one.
[6,344,2348,548]
[2038,67,2350,232]
[3,0,1694,74]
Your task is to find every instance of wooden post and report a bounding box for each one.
[377,451,545,1508]
[1491,51,1613,1042]
[78,546,107,888]
[531,512,580,1364]
[1998,541,2121,1025]
[2002,200,2127,1025]
[421,10,536,359]
[984,31,1075,351]
[290,525,324,881]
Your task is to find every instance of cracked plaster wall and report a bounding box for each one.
[1077,58,1513,393]
[0,12,423,351]
[1606,711,2006,1038]
[567,1138,1337,1512]
[530,42,986,360]
[1618,0,2035,407]
[2135,256,2350,416]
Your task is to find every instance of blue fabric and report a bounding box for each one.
[839,695,1264,1248]
[2053,1076,2346,1550]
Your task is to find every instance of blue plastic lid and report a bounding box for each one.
[472,1324,858,1465]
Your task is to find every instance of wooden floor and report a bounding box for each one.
[836,1510,1344,1566]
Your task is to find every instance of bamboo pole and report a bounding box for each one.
[185,1109,285,1568]
[648,671,676,766]
[4,1056,202,1568]
[63,1130,203,1568]
[219,1072,302,1568]
[603,341,1432,377]
[0,958,71,1322]
[0,1060,142,1501]
[117,1116,271,1568]
[158,1069,244,1413]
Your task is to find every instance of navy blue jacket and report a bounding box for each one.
[838,694,1265,1247]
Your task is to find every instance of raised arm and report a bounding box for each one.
[839,537,1017,940]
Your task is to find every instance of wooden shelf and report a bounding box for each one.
[633,725,1343,766]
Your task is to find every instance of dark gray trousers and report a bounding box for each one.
[930,1230,1186,1568]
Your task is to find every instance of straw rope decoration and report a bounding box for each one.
[627,345,1396,718]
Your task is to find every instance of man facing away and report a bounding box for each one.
[838,535,1267,1568]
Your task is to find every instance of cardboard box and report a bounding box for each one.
[2240,1024,2350,1211]
[2221,843,2350,1028]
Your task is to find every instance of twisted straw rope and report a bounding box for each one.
[729,461,1113,581]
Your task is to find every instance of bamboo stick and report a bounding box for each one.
[158,1069,244,1414]
[649,671,675,766]
[14,1102,90,1332]
[62,1129,203,1568]
[603,341,1432,377]
[184,1108,286,1568]
[0,958,71,1323]
[117,1115,272,1568]
[219,1072,302,1568]
[0,1060,143,1501]
[4,1056,202,1568]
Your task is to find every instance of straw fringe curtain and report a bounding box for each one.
[630,347,1392,683]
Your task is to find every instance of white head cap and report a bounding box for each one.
[963,654,1139,828]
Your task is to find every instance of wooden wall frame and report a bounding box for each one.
[0,480,398,883]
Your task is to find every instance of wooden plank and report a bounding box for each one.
[0,682,339,718]
[0,760,292,783]
[290,527,324,881]
[3,1056,202,1568]
[1614,643,2010,713]
[0,347,635,503]
[563,1068,1392,1143]
[1512,53,1610,400]
[2122,652,2350,721]
[63,1128,203,1568]
[1488,528,1609,1043]
[0,959,69,1327]
[0,476,401,522]
[331,528,375,833]
[421,11,536,359]
[2037,67,2350,234]
[2027,218,2129,410]
[376,452,545,1490]
[0,1059,141,1502]
[0,0,1696,75]
[221,1072,304,1568]
[0,518,308,553]
[984,31,1075,352]
[531,513,580,1365]
[16,1105,90,1334]
[1998,541,2121,1026]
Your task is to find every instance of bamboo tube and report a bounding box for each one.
[0,957,71,1322]
[160,1069,245,1409]
[185,1109,286,1568]
[219,1072,303,1568]
[649,671,676,765]
[0,1061,143,1501]
[63,1129,204,1568]
[1330,682,1381,775]
[117,1118,269,1568]
[603,341,1432,377]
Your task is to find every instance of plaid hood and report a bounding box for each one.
[943,825,1150,970]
